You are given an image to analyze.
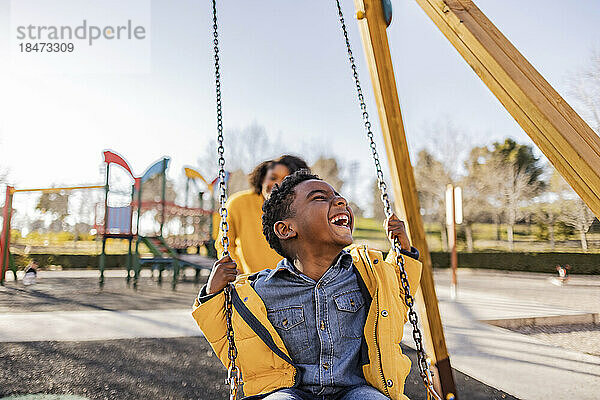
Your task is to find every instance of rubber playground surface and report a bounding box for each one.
[0,272,519,400]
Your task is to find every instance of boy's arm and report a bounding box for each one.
[191,291,229,367]
[191,254,240,367]
[383,214,423,300]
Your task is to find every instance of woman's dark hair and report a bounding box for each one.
[262,170,320,259]
[271,155,310,175]
[248,160,273,194]
[248,155,310,195]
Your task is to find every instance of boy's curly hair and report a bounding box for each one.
[262,170,320,259]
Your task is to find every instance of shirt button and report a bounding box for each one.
[386,379,393,387]
[320,321,325,331]
[373,259,379,264]
[381,310,389,317]
[322,362,329,370]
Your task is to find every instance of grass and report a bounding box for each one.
[354,218,600,253]
[9,219,600,255]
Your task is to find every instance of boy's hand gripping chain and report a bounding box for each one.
[212,1,241,399]
[335,1,441,399]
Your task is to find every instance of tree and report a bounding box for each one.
[569,50,600,134]
[311,157,344,192]
[416,121,472,250]
[413,150,452,250]
[36,191,70,232]
[71,190,98,244]
[348,201,364,219]
[465,140,545,251]
[138,174,177,233]
[0,169,8,221]
[29,218,45,232]
[547,168,596,250]
[499,163,540,250]
[458,172,490,252]
[490,139,545,186]
[561,199,596,250]
[227,169,250,195]
[197,122,285,181]
[530,202,561,249]
[140,174,176,203]
[370,179,388,223]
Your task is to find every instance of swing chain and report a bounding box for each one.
[213,1,240,399]
[334,1,392,219]
[335,1,441,398]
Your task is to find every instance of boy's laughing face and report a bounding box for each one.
[281,179,354,251]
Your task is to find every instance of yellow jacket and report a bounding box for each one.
[215,189,282,274]
[192,244,422,399]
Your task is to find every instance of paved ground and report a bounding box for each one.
[2,268,600,399]
[428,269,600,400]
[0,270,206,313]
[433,268,600,314]
[0,338,515,400]
[433,268,600,358]
[512,323,600,357]
[0,271,517,400]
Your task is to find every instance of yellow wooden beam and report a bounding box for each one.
[414,0,600,218]
[353,0,457,398]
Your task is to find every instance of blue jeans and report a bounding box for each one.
[258,385,389,400]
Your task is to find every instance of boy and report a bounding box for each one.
[192,171,422,400]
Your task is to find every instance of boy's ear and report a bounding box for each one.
[274,220,297,241]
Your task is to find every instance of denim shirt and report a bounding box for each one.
[252,251,367,396]
[197,247,420,396]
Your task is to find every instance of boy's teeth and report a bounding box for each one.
[330,214,349,226]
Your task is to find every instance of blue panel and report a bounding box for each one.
[107,206,132,233]
[141,157,170,183]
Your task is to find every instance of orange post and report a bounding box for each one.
[0,186,14,284]
[446,184,458,299]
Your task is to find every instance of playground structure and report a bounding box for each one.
[99,151,215,288]
[0,150,217,288]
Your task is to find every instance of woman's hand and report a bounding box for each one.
[384,214,411,251]
[206,255,240,295]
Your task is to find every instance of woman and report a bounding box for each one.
[215,155,309,273]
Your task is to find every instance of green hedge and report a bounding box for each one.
[13,252,600,274]
[430,252,600,274]
[14,254,129,269]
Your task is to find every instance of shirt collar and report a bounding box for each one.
[265,250,353,281]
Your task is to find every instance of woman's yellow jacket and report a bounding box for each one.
[191,244,422,400]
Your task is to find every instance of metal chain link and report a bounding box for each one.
[334,2,441,398]
[212,1,241,399]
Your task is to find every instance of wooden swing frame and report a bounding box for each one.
[354,0,600,398]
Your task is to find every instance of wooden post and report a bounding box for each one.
[414,0,600,218]
[353,0,457,397]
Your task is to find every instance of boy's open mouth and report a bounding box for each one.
[329,213,351,230]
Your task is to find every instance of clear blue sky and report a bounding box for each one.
[1,0,599,208]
